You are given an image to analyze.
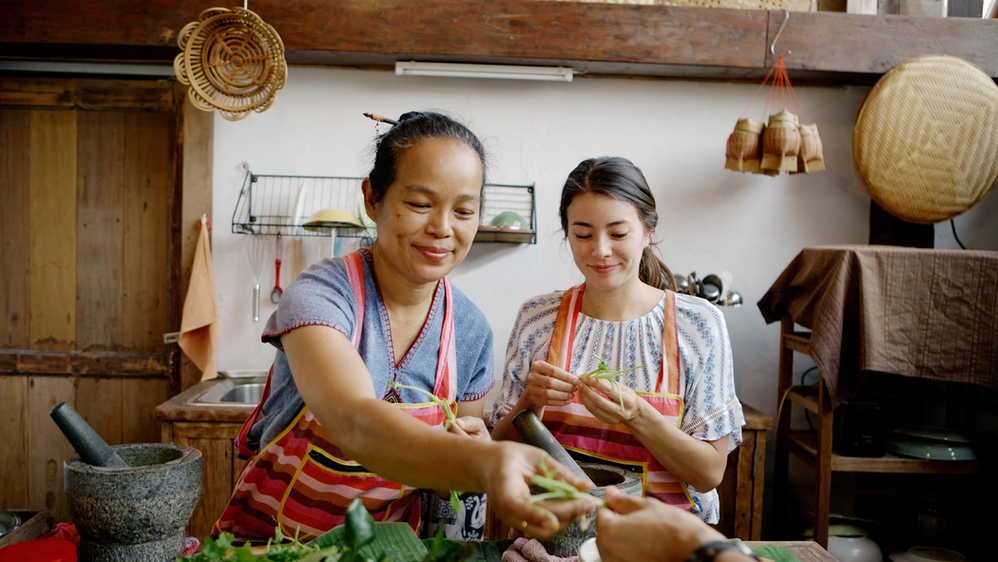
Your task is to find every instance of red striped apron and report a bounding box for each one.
[214,251,459,540]
[542,284,694,509]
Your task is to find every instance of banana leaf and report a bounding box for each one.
[313,522,429,562]
[751,544,800,562]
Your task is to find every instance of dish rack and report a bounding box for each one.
[232,170,536,244]
[231,171,369,238]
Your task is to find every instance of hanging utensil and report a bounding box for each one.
[245,234,268,322]
[271,233,283,304]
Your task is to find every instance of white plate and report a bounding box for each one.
[578,537,602,562]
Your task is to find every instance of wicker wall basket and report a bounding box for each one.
[174,7,288,121]
[853,55,998,224]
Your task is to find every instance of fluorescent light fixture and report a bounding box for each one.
[395,61,573,82]
[0,61,176,77]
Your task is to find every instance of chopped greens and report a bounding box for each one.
[577,359,645,413]
[177,528,340,561]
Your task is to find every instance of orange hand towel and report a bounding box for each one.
[179,219,219,381]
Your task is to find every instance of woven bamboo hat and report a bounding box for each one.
[853,55,998,224]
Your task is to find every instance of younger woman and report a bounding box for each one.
[491,156,744,523]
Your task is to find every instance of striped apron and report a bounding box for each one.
[214,251,459,540]
[542,284,694,509]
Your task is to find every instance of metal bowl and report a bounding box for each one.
[0,510,21,538]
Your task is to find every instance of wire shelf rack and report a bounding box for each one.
[231,171,536,243]
[476,183,536,244]
[231,172,369,238]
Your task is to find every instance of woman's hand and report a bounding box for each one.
[596,487,727,562]
[522,360,580,417]
[449,416,491,442]
[578,376,642,424]
[481,441,594,541]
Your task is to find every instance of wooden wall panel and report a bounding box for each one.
[122,378,170,444]
[123,111,170,353]
[76,111,125,352]
[29,109,78,351]
[76,378,124,446]
[0,109,31,349]
[27,376,76,522]
[0,77,205,520]
[0,376,28,508]
[175,87,214,391]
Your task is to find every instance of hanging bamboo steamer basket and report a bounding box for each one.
[174,7,288,121]
[853,55,998,224]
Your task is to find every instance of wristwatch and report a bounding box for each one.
[685,541,760,562]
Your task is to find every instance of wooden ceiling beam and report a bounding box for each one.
[2,0,996,81]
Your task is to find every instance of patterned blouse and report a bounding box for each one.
[491,290,745,523]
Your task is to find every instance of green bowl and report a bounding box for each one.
[490,211,527,229]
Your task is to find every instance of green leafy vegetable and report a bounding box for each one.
[343,497,377,560]
[386,381,465,515]
[577,358,645,413]
[420,522,475,562]
[177,528,340,561]
[386,381,457,429]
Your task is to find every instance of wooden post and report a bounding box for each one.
[773,316,796,537]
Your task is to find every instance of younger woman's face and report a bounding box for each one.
[365,137,483,286]
[565,192,651,292]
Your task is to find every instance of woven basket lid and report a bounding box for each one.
[853,55,998,224]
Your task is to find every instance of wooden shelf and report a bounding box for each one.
[2,1,997,84]
[782,331,813,355]
[778,430,994,474]
[474,226,536,244]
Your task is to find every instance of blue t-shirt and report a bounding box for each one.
[248,248,494,449]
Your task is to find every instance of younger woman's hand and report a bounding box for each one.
[449,416,491,441]
[578,376,642,424]
[523,360,580,416]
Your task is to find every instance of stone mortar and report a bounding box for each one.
[539,463,642,559]
[65,443,202,562]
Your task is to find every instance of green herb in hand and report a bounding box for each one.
[386,381,465,516]
[577,359,645,413]
[387,381,457,429]
[528,457,604,509]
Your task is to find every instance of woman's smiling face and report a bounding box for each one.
[566,192,651,292]
[366,136,483,286]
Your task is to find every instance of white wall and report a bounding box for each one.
[211,66,998,420]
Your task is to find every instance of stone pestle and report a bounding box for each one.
[512,408,595,487]
[50,402,129,468]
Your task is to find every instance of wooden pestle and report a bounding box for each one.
[50,402,129,468]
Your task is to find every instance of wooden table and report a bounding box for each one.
[746,541,837,562]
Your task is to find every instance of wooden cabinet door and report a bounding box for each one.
[169,421,246,540]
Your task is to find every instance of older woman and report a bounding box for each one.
[216,112,592,542]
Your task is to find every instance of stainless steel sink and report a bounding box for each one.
[193,374,267,405]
